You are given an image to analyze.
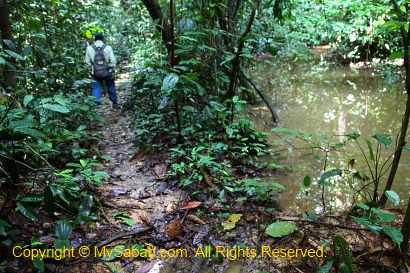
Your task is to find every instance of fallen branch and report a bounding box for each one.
[275,216,368,231]
[96,225,152,248]
[241,69,279,126]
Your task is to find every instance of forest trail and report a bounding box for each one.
[90,67,186,272]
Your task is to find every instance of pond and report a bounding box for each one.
[250,54,410,213]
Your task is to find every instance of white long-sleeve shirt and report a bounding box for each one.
[85,40,116,72]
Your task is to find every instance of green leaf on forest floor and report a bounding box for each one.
[265,221,297,238]
[222,214,242,231]
[382,226,403,246]
[385,190,400,206]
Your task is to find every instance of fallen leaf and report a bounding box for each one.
[165,218,182,238]
[129,149,146,162]
[186,214,206,225]
[265,221,297,238]
[222,214,242,231]
[181,201,202,209]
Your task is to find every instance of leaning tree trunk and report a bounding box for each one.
[0,0,16,89]
[379,1,410,207]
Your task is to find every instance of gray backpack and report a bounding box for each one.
[92,44,111,79]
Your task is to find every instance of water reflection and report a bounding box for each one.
[250,59,410,213]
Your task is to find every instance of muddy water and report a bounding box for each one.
[250,58,410,213]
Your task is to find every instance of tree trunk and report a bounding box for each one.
[141,0,173,63]
[0,0,16,89]
[379,1,410,207]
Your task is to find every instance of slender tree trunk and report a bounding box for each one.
[379,1,410,207]
[226,0,261,99]
[0,0,16,89]
[169,0,182,139]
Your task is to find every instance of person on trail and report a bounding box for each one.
[85,32,119,108]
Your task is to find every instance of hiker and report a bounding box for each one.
[85,32,119,108]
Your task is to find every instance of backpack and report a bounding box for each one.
[92,44,111,80]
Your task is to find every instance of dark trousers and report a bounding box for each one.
[92,77,118,105]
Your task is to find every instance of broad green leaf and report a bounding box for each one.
[385,190,400,206]
[42,103,70,113]
[4,49,25,61]
[351,216,372,227]
[382,226,403,246]
[0,56,6,65]
[265,221,297,238]
[372,208,395,222]
[16,202,38,222]
[372,133,392,148]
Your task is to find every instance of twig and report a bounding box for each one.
[241,69,279,126]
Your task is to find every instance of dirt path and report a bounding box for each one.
[91,71,186,272]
